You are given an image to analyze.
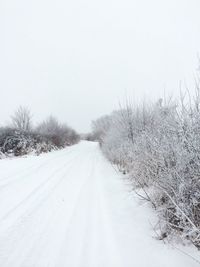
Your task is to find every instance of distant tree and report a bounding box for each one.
[37,116,80,147]
[91,115,111,143]
[81,133,97,141]
[37,116,60,136]
[11,106,32,132]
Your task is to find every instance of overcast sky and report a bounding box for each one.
[0,0,200,132]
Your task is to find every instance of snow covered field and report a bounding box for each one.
[0,141,199,267]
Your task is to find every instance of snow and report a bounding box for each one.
[0,141,199,267]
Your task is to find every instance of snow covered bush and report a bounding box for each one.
[36,116,80,147]
[93,93,200,248]
[0,127,56,157]
[0,110,80,158]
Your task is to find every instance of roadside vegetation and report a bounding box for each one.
[91,87,200,249]
[0,106,80,158]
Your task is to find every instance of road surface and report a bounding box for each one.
[0,141,199,267]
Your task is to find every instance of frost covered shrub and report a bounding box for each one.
[93,95,200,248]
[0,108,80,158]
[36,116,80,147]
[0,128,56,157]
[0,118,79,158]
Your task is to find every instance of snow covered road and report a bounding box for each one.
[0,141,199,267]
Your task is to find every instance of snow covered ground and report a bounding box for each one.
[0,141,199,267]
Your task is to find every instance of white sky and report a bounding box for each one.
[0,0,200,132]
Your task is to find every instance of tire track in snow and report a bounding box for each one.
[56,148,123,267]
[0,151,81,232]
[0,144,96,267]
[0,146,75,188]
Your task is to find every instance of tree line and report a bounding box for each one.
[0,106,80,158]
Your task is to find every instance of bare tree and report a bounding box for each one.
[11,106,32,132]
[37,116,80,147]
[91,115,111,143]
[37,116,60,136]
